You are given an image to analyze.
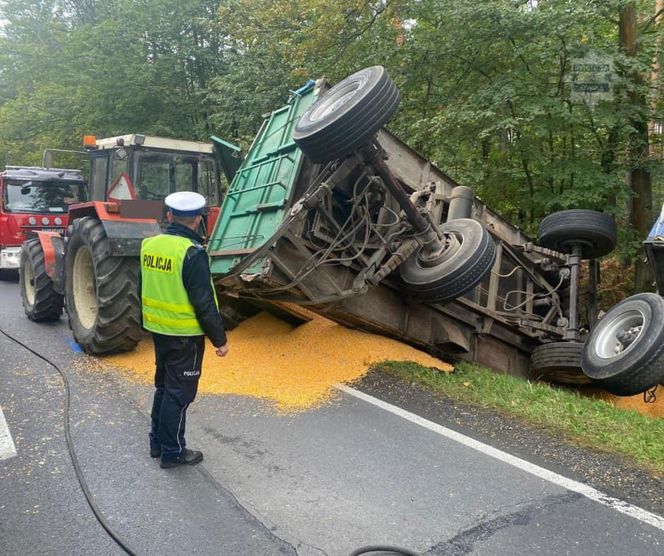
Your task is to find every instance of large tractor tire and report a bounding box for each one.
[400,218,496,302]
[581,293,664,396]
[538,209,617,259]
[20,238,63,321]
[65,216,141,355]
[293,66,400,164]
[530,341,591,385]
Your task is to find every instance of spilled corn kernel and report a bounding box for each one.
[584,388,664,419]
[104,311,450,413]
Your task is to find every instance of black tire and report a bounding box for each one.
[581,293,664,396]
[20,238,63,321]
[65,216,141,354]
[538,209,617,259]
[293,66,400,164]
[399,218,496,302]
[530,342,591,385]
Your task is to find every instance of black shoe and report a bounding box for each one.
[150,447,161,458]
[160,449,203,469]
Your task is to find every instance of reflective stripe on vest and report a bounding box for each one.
[140,234,217,336]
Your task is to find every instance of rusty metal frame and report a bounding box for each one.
[215,130,589,376]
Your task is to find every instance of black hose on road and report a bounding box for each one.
[0,327,137,556]
[349,546,422,555]
[1,327,424,556]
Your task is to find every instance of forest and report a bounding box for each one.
[1,0,663,291]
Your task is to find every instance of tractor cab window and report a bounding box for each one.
[90,154,109,200]
[133,151,220,205]
[110,147,129,185]
[197,158,220,206]
[3,179,87,213]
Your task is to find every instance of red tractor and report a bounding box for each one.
[20,133,239,354]
[1,166,87,278]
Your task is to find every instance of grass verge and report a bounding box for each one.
[377,360,664,475]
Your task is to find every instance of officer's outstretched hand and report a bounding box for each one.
[215,343,229,357]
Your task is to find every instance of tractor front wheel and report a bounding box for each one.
[20,238,63,321]
[65,216,141,354]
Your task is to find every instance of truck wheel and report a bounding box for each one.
[530,342,591,385]
[293,66,400,163]
[20,238,63,321]
[399,218,496,302]
[65,216,141,354]
[581,293,664,396]
[538,209,617,259]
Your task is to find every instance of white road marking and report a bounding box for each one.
[335,384,664,532]
[0,405,17,461]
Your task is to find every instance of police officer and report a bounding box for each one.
[139,191,229,469]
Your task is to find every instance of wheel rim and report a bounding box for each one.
[308,79,366,122]
[72,246,98,330]
[594,309,645,359]
[23,258,35,306]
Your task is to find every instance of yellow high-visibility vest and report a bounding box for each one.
[140,234,218,336]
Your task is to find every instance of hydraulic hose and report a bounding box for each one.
[0,328,137,556]
[349,546,421,556]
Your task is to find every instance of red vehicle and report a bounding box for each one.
[0,166,87,274]
[20,134,240,353]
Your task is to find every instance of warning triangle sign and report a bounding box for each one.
[108,173,137,201]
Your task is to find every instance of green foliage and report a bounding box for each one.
[0,0,663,254]
[0,0,230,164]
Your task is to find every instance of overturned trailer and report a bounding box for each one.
[208,67,629,387]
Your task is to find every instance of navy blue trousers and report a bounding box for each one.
[149,333,205,460]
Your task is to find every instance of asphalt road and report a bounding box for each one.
[0,276,663,555]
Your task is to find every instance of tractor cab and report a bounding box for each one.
[20,132,241,355]
[85,134,223,207]
[81,133,241,237]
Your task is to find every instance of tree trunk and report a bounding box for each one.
[620,3,654,293]
[648,0,664,158]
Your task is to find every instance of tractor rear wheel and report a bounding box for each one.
[65,216,141,354]
[20,238,63,321]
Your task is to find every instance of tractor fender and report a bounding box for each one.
[68,201,162,256]
[35,231,65,294]
[98,219,162,256]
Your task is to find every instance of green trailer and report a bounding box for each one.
[208,67,623,385]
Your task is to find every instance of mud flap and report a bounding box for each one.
[35,232,65,295]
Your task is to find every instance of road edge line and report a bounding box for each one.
[335,384,664,532]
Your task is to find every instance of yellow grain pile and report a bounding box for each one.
[104,311,450,413]
[585,388,664,419]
